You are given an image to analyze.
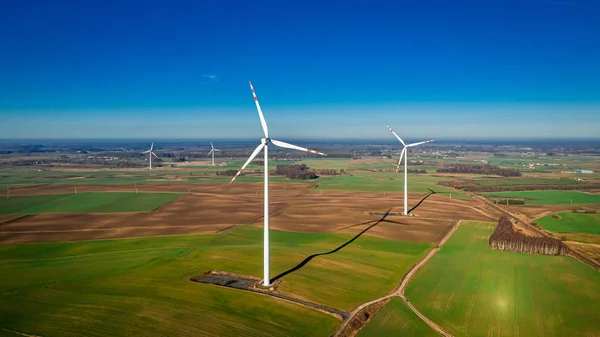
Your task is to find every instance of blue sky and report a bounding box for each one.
[1,0,599,139]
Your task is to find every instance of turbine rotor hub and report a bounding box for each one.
[262,137,271,144]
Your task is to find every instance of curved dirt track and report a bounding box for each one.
[332,221,462,337]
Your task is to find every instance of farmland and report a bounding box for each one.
[537,212,600,235]
[0,226,433,336]
[0,192,182,214]
[1,142,599,336]
[316,174,471,199]
[357,298,437,336]
[405,221,600,337]
[481,190,600,205]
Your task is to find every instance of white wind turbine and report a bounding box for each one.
[386,125,434,215]
[231,81,327,287]
[208,142,221,166]
[142,142,158,170]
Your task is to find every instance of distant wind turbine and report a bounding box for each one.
[231,81,327,287]
[386,125,434,215]
[208,142,221,166]
[142,142,158,170]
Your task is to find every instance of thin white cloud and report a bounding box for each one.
[202,74,218,82]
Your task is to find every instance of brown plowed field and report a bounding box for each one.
[6,182,314,198]
[0,182,502,244]
[0,214,26,225]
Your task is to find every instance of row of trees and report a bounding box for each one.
[216,165,343,179]
[437,164,522,177]
[273,164,317,180]
[314,168,346,176]
[440,182,600,193]
[368,168,427,173]
[216,170,238,176]
[489,216,568,255]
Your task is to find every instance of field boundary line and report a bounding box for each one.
[470,193,600,271]
[0,215,34,226]
[198,281,348,321]
[0,246,188,263]
[332,220,463,337]
[0,327,41,337]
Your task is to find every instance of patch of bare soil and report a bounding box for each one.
[174,160,216,167]
[566,242,600,265]
[0,182,500,245]
[512,204,600,220]
[512,221,542,237]
[334,299,390,337]
[0,215,27,225]
[6,182,315,198]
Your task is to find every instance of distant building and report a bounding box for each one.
[573,169,594,174]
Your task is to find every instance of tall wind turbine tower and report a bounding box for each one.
[142,142,158,170]
[386,125,434,215]
[231,81,327,286]
[208,142,220,166]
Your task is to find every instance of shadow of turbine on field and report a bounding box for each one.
[407,190,435,214]
[336,218,408,232]
[270,209,392,283]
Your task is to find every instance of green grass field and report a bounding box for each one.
[0,226,433,336]
[298,158,351,170]
[0,192,181,214]
[474,177,584,186]
[358,298,437,336]
[537,212,600,235]
[481,190,600,205]
[486,155,600,171]
[317,174,470,199]
[405,221,600,337]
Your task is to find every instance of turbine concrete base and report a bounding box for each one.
[190,270,349,320]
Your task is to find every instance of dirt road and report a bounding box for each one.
[332,221,462,337]
[470,193,600,270]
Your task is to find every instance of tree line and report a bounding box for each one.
[437,164,522,177]
[439,181,600,193]
[489,216,568,256]
[273,164,317,180]
[368,168,427,173]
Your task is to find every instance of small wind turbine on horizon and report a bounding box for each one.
[231,81,327,287]
[142,142,158,170]
[386,125,434,215]
[208,142,221,166]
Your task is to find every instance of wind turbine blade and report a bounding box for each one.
[396,148,405,174]
[249,81,269,137]
[210,141,214,149]
[230,143,265,183]
[271,139,327,156]
[386,125,406,146]
[142,150,151,153]
[208,149,214,155]
[150,142,154,151]
[152,152,158,158]
[407,140,434,147]
[214,149,221,152]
